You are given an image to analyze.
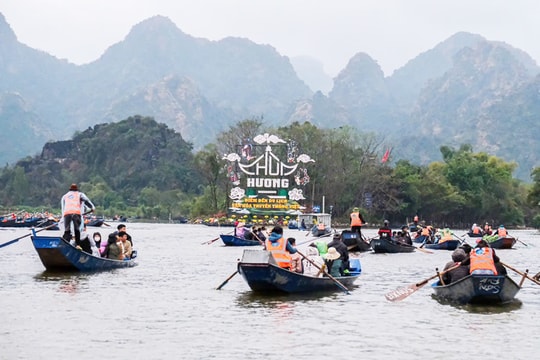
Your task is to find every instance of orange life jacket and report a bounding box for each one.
[472,226,481,234]
[440,229,453,243]
[421,227,430,236]
[350,212,363,226]
[265,237,291,268]
[63,191,81,215]
[470,247,497,275]
[497,228,507,237]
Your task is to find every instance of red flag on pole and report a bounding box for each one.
[381,148,391,163]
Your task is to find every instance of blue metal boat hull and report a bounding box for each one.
[31,232,137,272]
[432,274,521,304]
[424,239,460,250]
[237,250,360,293]
[220,234,261,246]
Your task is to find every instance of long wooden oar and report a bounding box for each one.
[501,262,540,286]
[202,230,233,245]
[415,246,433,254]
[385,263,461,302]
[216,270,239,290]
[0,223,59,249]
[513,237,528,247]
[296,249,350,294]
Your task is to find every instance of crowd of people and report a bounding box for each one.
[262,225,355,278]
[61,183,135,261]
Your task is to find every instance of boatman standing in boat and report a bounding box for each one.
[350,207,366,238]
[61,183,95,248]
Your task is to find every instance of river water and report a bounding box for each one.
[1,224,539,360]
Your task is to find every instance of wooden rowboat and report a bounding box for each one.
[423,239,461,250]
[370,237,416,253]
[31,229,137,272]
[486,236,516,249]
[431,274,521,305]
[220,234,261,246]
[237,249,361,293]
[341,230,371,252]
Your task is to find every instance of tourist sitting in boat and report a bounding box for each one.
[399,225,413,245]
[377,220,392,239]
[417,225,434,244]
[324,247,343,277]
[310,239,328,257]
[470,223,483,236]
[116,224,133,247]
[327,233,350,274]
[299,218,306,231]
[93,232,102,253]
[288,238,303,273]
[254,226,267,243]
[436,227,454,244]
[483,222,493,235]
[104,233,123,260]
[312,222,328,237]
[441,248,469,284]
[482,224,509,243]
[303,246,324,277]
[118,231,132,259]
[235,222,246,238]
[460,239,506,275]
[265,225,297,269]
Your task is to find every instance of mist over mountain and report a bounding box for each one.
[0,12,539,180]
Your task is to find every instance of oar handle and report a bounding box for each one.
[296,250,350,294]
[501,262,540,286]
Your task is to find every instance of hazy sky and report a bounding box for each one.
[3,1,539,77]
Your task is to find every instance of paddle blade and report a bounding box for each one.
[384,282,426,302]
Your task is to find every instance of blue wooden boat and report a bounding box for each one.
[237,250,361,293]
[370,237,416,253]
[423,239,460,250]
[31,229,137,271]
[432,274,521,304]
[220,234,262,246]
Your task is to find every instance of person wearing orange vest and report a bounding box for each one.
[265,225,297,269]
[350,207,366,237]
[462,240,500,275]
[61,183,95,247]
[496,225,508,237]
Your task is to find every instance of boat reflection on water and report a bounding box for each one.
[431,294,523,314]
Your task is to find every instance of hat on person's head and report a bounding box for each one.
[451,248,467,262]
[499,224,504,228]
[69,183,78,191]
[353,207,359,212]
[325,247,341,260]
[384,219,389,225]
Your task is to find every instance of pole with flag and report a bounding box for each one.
[381,148,392,163]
